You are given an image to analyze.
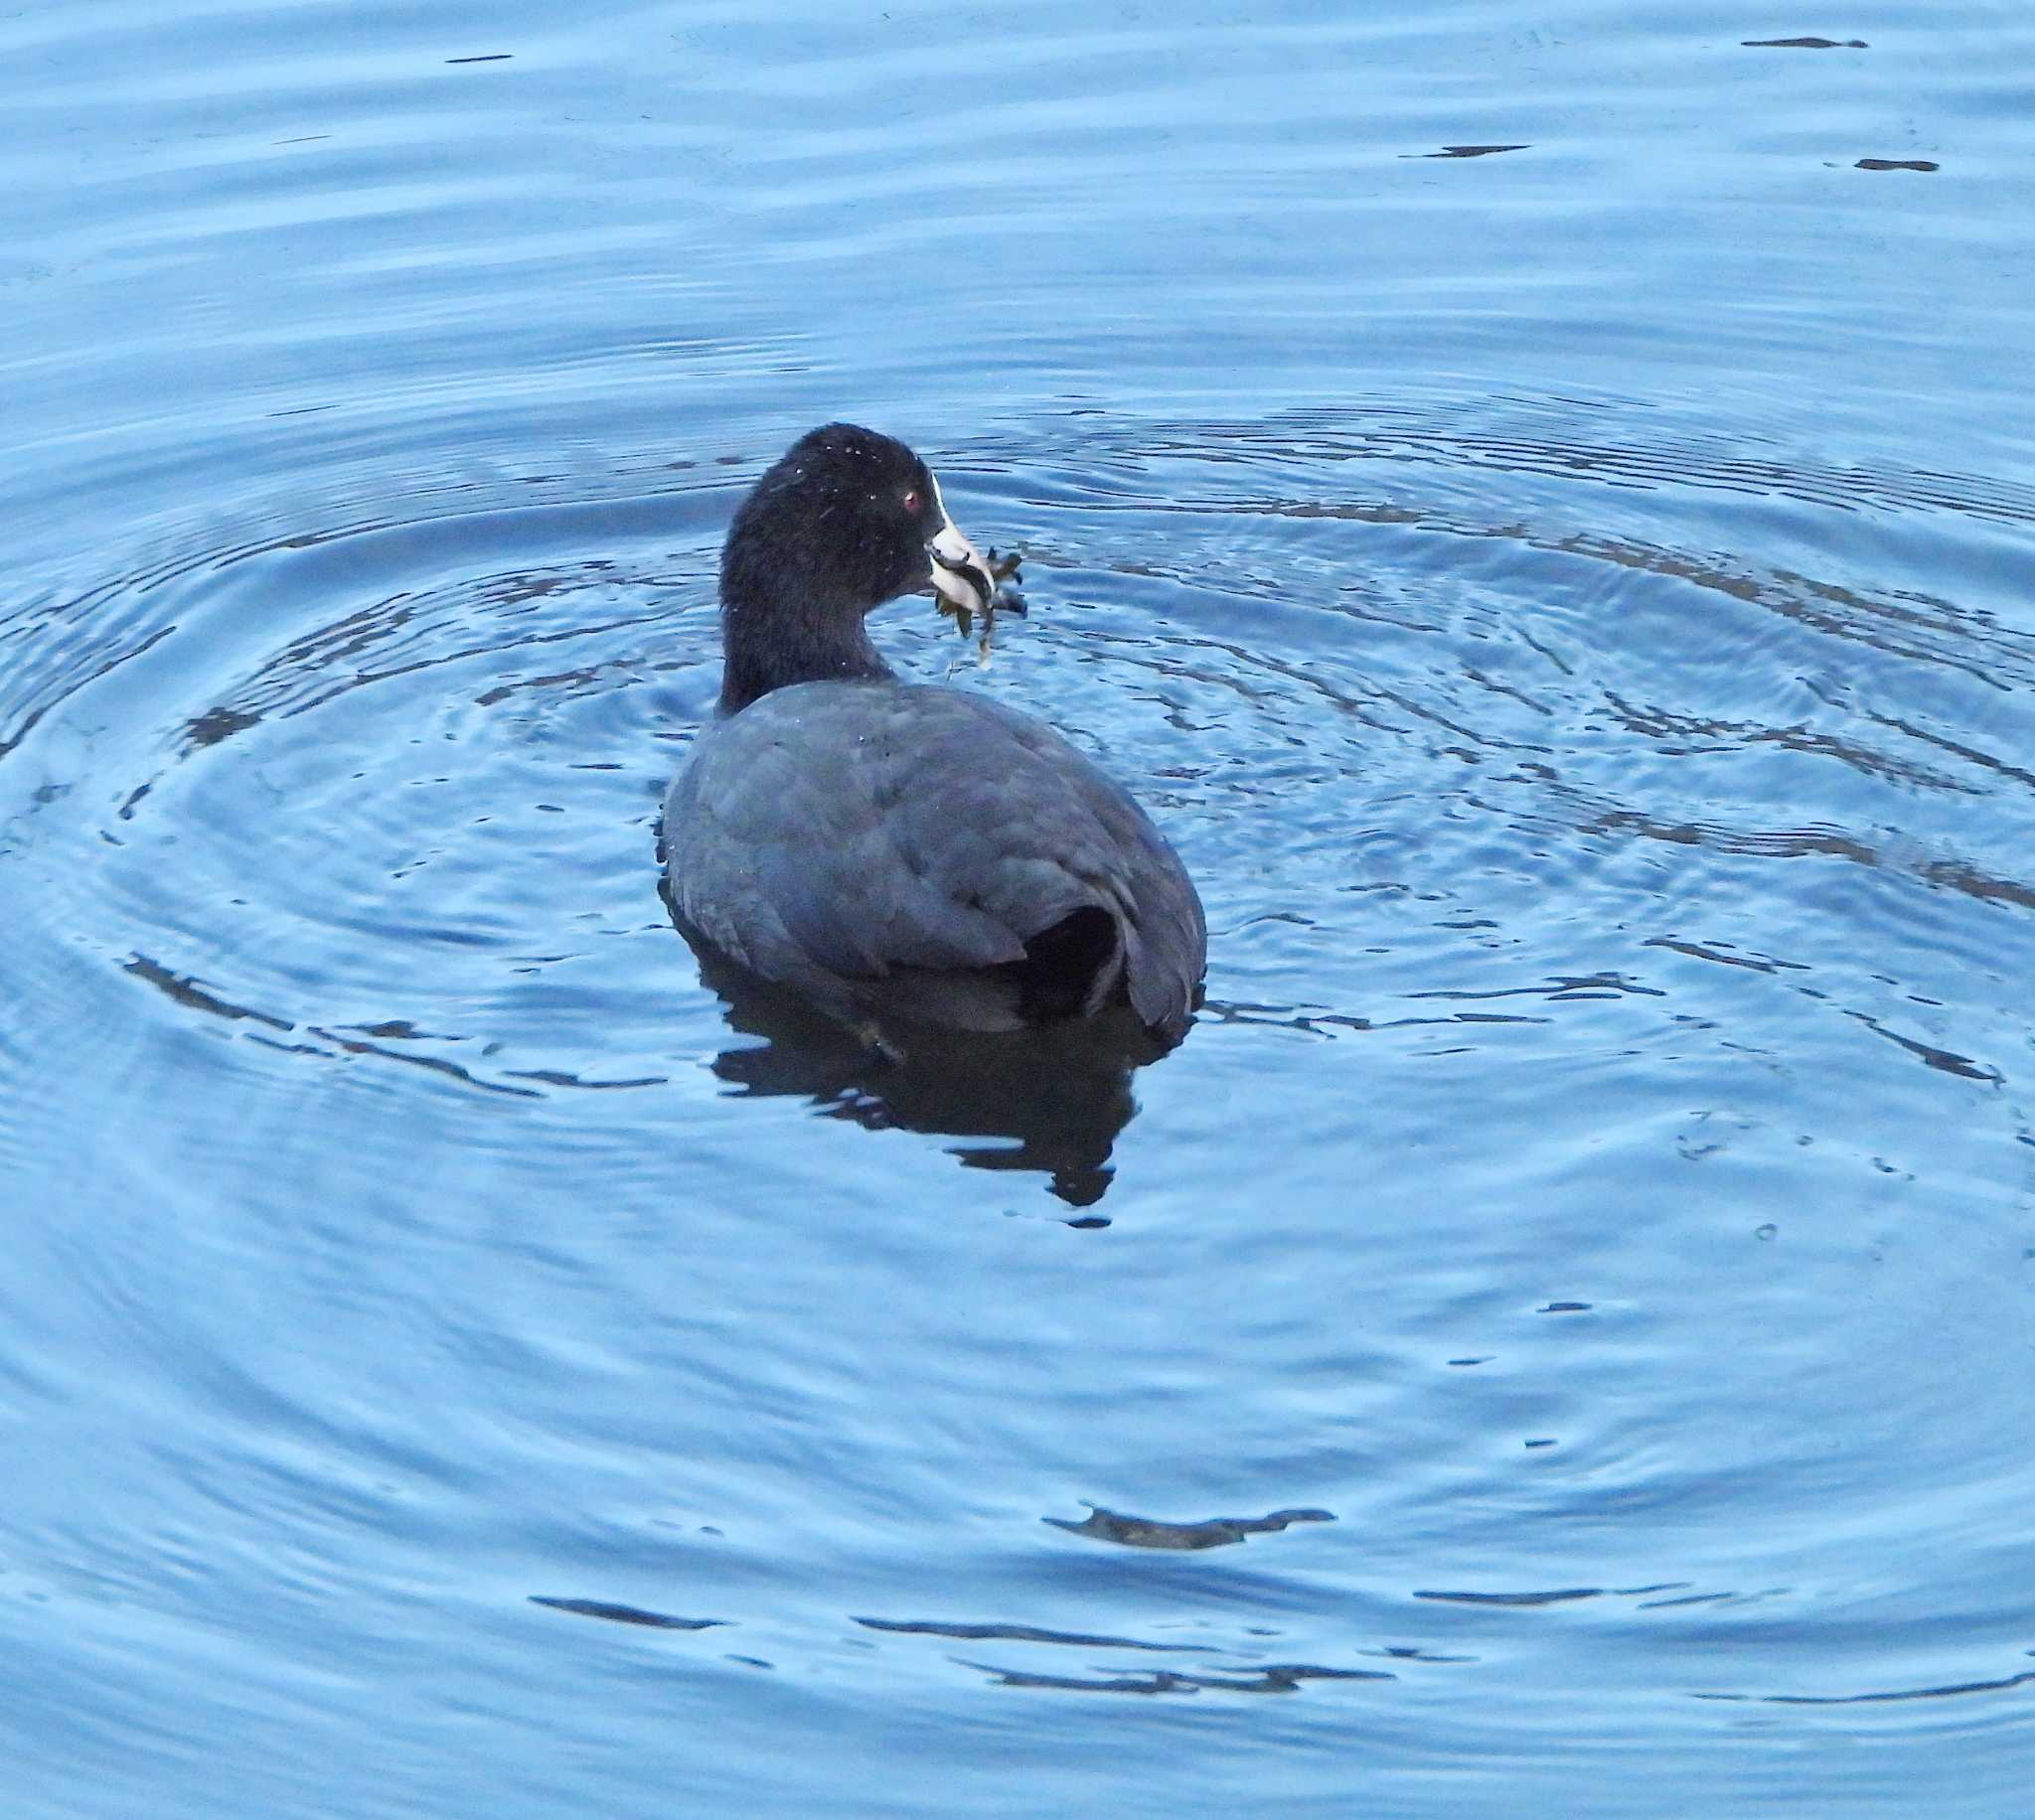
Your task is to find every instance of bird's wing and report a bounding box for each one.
[667,683,1202,1033]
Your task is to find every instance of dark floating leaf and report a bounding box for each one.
[1742,37,1867,49]
[1415,144,1530,160]
[1856,158,1939,173]
[530,1596,725,1630]
[1043,1503,1334,1551]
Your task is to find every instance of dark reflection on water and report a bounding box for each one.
[1043,1503,1337,1551]
[1417,1586,1610,1607]
[6,0,2035,1810]
[678,924,1158,1208]
[1413,144,1531,160]
[1133,402,2035,527]
[857,1616,1227,1652]
[1698,1669,2035,1706]
[124,954,293,1033]
[959,1659,1392,1696]
[529,1596,723,1631]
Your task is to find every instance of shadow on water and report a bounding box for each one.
[677,927,1166,1212]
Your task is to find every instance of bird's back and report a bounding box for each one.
[664,680,1205,1042]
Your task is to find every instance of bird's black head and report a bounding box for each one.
[716,423,993,714]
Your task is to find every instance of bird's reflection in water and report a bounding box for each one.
[684,939,1160,1210]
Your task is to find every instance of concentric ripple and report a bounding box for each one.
[5,0,2035,1807]
[8,407,2035,1812]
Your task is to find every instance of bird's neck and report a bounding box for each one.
[715,584,895,716]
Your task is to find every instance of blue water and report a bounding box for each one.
[5,2,2035,1813]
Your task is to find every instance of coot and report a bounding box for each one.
[662,424,1205,1047]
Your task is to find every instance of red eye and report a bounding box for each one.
[902,489,921,513]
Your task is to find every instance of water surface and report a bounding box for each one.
[4,2,2034,1813]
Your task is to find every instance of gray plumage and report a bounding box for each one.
[662,424,1205,1047]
